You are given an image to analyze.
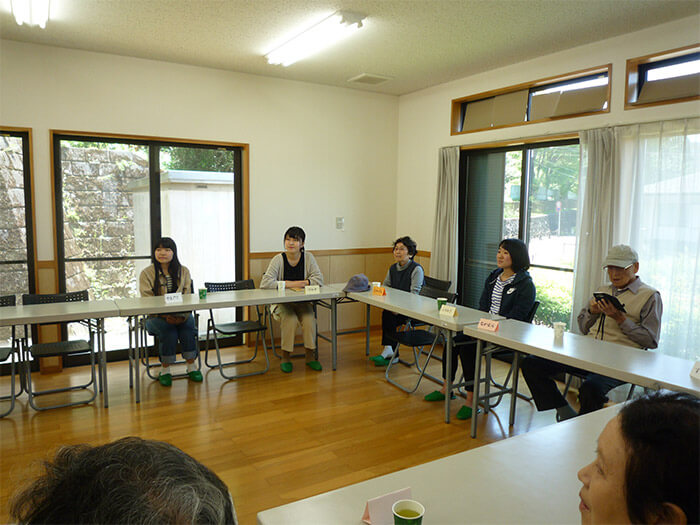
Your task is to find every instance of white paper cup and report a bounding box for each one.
[277,281,286,292]
[372,281,381,288]
[553,322,565,339]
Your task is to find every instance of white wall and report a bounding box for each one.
[397,15,700,250]
[0,40,400,259]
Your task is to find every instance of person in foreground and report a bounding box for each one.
[424,238,535,420]
[139,236,202,386]
[578,391,699,525]
[9,436,238,524]
[369,236,424,367]
[522,244,662,421]
[260,226,324,373]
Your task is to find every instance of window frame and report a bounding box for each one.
[51,131,247,359]
[625,44,700,110]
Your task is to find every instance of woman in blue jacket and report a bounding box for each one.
[424,238,536,419]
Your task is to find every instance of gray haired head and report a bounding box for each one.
[10,436,237,524]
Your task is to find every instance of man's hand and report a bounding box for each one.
[588,298,602,314]
[595,298,626,324]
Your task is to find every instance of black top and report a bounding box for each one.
[478,268,536,321]
[389,260,420,292]
[282,252,305,281]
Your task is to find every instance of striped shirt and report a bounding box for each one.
[165,275,175,293]
[489,274,515,315]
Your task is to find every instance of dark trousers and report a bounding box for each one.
[442,334,478,392]
[381,310,408,350]
[520,355,624,414]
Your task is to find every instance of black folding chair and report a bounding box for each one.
[22,291,98,411]
[0,295,21,417]
[203,280,270,379]
[385,287,458,393]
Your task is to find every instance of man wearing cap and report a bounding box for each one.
[521,244,662,420]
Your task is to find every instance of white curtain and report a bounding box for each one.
[574,118,700,360]
[431,146,460,290]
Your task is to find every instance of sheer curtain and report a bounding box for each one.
[431,146,460,290]
[574,118,700,360]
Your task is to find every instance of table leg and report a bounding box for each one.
[331,298,338,371]
[365,304,371,356]
[471,339,484,438]
[99,318,109,408]
[509,351,520,426]
[444,330,453,423]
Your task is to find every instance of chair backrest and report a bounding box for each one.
[423,275,451,292]
[22,290,89,305]
[0,294,17,307]
[419,285,457,303]
[525,301,540,323]
[204,279,255,293]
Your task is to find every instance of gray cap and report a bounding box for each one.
[343,273,370,292]
[603,245,638,268]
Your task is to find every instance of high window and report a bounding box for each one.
[52,133,245,354]
[0,129,35,350]
[458,140,579,327]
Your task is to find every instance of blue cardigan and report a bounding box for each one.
[478,268,536,321]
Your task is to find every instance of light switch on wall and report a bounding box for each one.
[335,216,345,231]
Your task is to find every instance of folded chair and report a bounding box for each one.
[22,290,98,411]
[0,294,21,417]
[203,280,270,379]
[385,286,458,393]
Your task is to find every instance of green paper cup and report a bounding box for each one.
[437,297,448,310]
[392,499,424,525]
[198,288,207,300]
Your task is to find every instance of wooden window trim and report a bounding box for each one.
[459,132,579,151]
[451,64,611,136]
[625,43,700,110]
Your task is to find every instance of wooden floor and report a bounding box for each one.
[0,331,573,525]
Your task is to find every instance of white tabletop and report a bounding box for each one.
[114,286,343,317]
[0,299,120,326]
[346,287,502,332]
[463,319,700,396]
[257,405,617,525]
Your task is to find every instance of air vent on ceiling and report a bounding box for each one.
[347,73,392,85]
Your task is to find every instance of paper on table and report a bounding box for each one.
[362,487,411,525]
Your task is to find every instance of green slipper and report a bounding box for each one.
[373,356,399,367]
[424,390,445,401]
[158,373,172,387]
[280,362,293,373]
[306,360,322,371]
[369,355,384,362]
[188,370,203,382]
[456,405,482,420]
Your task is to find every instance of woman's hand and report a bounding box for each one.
[286,280,310,288]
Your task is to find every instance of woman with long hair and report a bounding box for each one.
[139,237,201,386]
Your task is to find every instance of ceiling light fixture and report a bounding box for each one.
[11,0,50,28]
[265,11,366,67]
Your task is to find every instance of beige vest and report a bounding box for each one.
[587,280,657,348]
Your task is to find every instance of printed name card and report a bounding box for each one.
[372,286,386,296]
[304,285,320,295]
[439,304,458,317]
[691,360,700,381]
[361,487,411,525]
[164,292,183,304]
[478,318,499,332]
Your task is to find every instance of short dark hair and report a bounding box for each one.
[284,226,306,243]
[10,437,237,524]
[618,392,699,524]
[499,238,530,272]
[393,236,417,258]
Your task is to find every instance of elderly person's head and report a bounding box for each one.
[10,436,237,524]
[602,245,639,290]
[578,392,699,524]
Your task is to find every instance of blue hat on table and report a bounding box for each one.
[343,274,370,292]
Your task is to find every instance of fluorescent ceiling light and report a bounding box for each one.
[266,11,365,67]
[11,0,50,28]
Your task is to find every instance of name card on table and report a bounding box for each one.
[477,318,499,332]
[372,286,386,296]
[362,487,411,525]
[439,304,458,317]
[691,360,700,380]
[305,285,320,294]
[164,292,183,304]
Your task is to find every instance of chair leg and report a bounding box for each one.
[385,335,443,394]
